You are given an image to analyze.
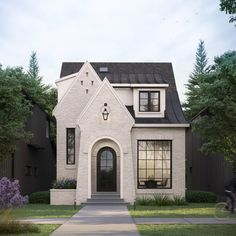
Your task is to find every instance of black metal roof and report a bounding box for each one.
[60,62,187,124]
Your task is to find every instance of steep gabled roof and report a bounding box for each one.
[60,62,174,85]
[59,62,188,124]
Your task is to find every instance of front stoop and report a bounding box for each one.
[82,193,128,205]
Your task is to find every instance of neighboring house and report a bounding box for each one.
[0,99,56,195]
[186,114,234,198]
[52,62,188,205]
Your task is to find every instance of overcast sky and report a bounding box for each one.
[0,0,235,102]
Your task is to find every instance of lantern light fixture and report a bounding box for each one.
[102,103,109,120]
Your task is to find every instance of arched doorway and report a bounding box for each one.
[97,147,117,192]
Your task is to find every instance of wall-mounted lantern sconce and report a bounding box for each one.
[102,103,110,121]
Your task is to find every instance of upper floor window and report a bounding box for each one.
[139,91,160,112]
[66,128,75,165]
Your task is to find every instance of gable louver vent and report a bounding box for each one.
[99,67,108,72]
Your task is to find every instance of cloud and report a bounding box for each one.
[0,0,235,101]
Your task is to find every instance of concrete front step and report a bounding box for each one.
[91,194,121,199]
[83,193,128,205]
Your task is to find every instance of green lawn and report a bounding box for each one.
[0,224,59,236]
[138,224,236,236]
[129,203,217,218]
[9,204,80,219]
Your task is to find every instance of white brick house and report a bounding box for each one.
[51,62,188,205]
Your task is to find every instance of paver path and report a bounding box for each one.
[50,205,140,236]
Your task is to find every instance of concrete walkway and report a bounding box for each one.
[50,205,140,236]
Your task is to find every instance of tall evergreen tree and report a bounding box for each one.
[184,40,209,119]
[28,51,41,81]
[25,51,57,115]
[192,51,236,167]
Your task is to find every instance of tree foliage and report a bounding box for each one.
[184,40,209,119]
[220,0,236,25]
[28,51,40,81]
[0,52,57,161]
[25,51,57,115]
[0,66,32,161]
[192,51,236,166]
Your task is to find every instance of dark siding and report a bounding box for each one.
[0,103,56,195]
[186,128,234,197]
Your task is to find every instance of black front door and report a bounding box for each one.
[97,147,116,192]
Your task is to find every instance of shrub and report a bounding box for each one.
[52,178,77,189]
[154,195,177,206]
[186,190,217,203]
[173,195,187,205]
[0,177,28,209]
[29,191,50,204]
[0,221,39,234]
[135,197,153,206]
[136,195,186,206]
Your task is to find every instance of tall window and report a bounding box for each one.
[139,91,160,112]
[138,140,172,189]
[67,128,75,165]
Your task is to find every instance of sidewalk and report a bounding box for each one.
[21,217,236,225]
[134,217,236,225]
[50,205,140,236]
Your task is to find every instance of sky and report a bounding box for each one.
[0,0,235,102]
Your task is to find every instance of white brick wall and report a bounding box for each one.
[54,63,101,180]
[76,80,135,204]
[50,189,76,205]
[131,127,186,198]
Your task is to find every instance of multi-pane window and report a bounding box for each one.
[139,91,160,112]
[138,140,172,189]
[66,128,75,165]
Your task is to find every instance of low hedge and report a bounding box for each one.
[29,191,50,204]
[186,190,217,203]
[52,178,77,189]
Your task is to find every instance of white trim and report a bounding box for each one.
[77,77,135,125]
[87,136,124,199]
[55,73,78,84]
[53,62,102,116]
[133,124,189,128]
[111,83,169,88]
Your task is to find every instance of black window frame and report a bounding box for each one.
[137,140,172,189]
[139,91,160,112]
[66,128,75,165]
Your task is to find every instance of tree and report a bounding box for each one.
[220,0,236,25]
[184,40,209,119]
[192,51,236,167]
[28,51,40,81]
[0,66,32,161]
[25,52,57,115]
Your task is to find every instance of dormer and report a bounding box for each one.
[133,84,169,118]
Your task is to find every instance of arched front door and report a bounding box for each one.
[97,147,117,192]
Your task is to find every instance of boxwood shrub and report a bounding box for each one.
[29,191,50,204]
[186,190,217,203]
[52,178,77,189]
